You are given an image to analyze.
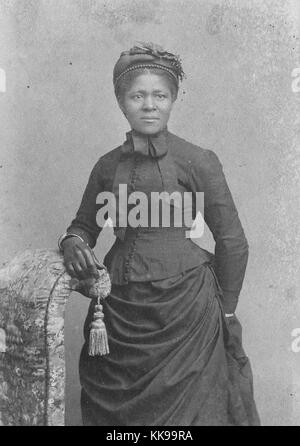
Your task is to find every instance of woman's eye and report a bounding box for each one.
[156,94,166,99]
[133,94,143,100]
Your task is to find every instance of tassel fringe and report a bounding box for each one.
[88,303,110,356]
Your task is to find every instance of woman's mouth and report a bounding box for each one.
[140,118,159,123]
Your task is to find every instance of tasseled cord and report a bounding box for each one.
[88,297,109,356]
[69,258,110,356]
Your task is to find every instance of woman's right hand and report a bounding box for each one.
[62,236,101,280]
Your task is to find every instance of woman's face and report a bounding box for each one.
[119,73,175,135]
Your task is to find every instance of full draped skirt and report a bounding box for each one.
[79,263,260,426]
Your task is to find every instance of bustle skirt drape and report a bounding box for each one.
[79,262,260,426]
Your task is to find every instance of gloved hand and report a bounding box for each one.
[225,314,248,367]
[62,236,103,280]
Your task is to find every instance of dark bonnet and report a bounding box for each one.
[113,42,185,93]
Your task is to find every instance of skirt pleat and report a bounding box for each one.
[79,263,260,426]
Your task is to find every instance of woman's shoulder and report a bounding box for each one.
[168,131,221,168]
[100,144,124,161]
[92,144,123,171]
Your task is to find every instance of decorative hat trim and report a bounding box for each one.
[113,42,186,91]
[114,63,179,88]
[124,42,185,81]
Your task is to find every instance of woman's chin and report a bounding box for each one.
[132,124,163,135]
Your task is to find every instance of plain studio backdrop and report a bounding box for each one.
[0,0,300,426]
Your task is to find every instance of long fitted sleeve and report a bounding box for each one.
[189,149,249,313]
[67,160,104,248]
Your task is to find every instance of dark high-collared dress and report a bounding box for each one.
[67,128,260,426]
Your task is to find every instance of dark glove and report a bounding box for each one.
[225,314,248,367]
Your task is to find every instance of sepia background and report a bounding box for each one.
[0,0,299,425]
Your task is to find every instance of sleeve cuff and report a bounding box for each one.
[220,290,240,314]
[66,227,95,248]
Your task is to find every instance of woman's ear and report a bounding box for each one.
[117,98,127,117]
[172,90,178,103]
[120,107,127,118]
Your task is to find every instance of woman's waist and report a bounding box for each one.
[104,235,215,283]
[122,226,189,240]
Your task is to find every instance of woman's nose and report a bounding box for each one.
[142,96,157,110]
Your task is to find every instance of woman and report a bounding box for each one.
[59,43,260,426]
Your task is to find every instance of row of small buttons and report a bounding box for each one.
[124,154,140,283]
